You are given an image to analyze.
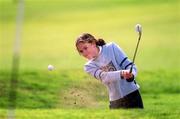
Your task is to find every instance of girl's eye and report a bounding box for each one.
[79,46,88,54]
[79,50,83,53]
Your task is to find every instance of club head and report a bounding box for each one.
[135,24,142,34]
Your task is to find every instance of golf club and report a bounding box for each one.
[129,24,142,73]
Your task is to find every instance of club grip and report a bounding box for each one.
[129,64,133,73]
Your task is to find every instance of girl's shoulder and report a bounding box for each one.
[105,42,115,46]
[84,60,98,71]
[103,42,118,49]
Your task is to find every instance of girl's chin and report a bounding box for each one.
[87,56,97,60]
[87,57,92,60]
[86,56,93,60]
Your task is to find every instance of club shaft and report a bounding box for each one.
[130,33,141,73]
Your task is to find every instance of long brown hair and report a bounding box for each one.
[75,33,106,50]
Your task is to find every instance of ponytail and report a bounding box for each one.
[96,39,106,46]
[76,33,106,47]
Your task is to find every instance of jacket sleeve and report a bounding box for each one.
[84,64,121,84]
[111,42,137,77]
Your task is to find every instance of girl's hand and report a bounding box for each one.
[120,70,134,80]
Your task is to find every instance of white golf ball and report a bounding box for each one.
[48,64,54,71]
[135,24,142,33]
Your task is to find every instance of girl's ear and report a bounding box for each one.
[91,41,96,45]
[91,42,97,48]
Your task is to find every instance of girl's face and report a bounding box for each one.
[77,42,99,60]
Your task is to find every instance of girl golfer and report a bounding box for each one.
[75,33,143,109]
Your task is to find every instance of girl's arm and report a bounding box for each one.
[112,43,137,78]
[84,65,122,84]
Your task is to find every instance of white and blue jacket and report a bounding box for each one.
[84,42,139,101]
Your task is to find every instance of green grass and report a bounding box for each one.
[0,70,180,119]
[1,96,180,119]
[1,0,180,70]
[0,0,180,118]
[0,70,179,108]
